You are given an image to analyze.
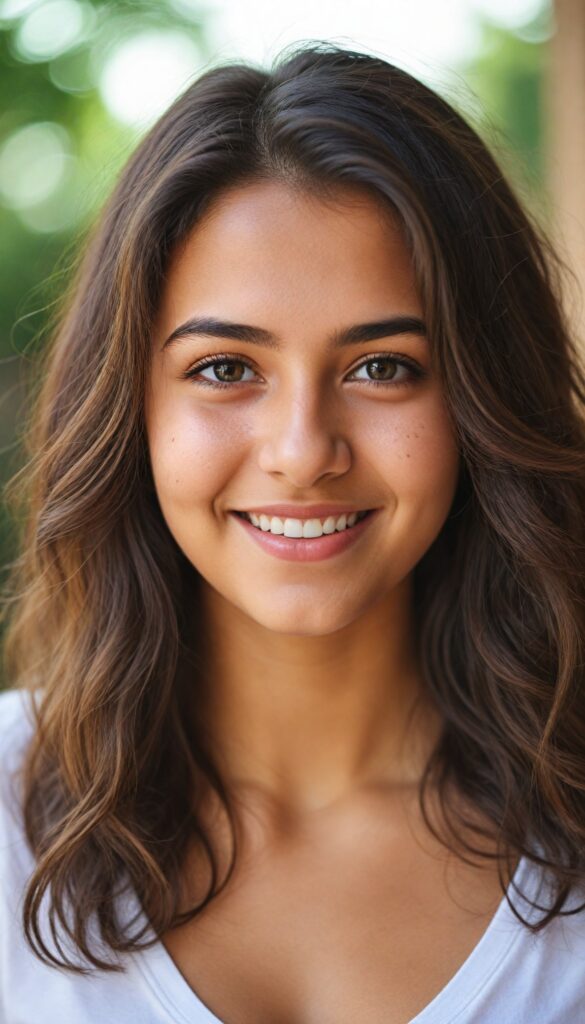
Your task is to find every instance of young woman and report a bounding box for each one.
[1,42,584,1024]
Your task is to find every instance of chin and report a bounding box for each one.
[244,599,361,637]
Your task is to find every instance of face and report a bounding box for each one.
[145,180,460,635]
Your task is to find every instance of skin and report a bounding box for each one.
[144,180,509,1023]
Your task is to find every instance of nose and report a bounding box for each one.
[257,384,351,488]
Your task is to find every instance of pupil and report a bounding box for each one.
[369,359,396,381]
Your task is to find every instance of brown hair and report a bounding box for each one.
[2,42,585,972]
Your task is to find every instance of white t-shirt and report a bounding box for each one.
[1,686,584,1024]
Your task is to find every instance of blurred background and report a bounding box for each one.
[0,0,583,640]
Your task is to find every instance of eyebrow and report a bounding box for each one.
[161,314,427,352]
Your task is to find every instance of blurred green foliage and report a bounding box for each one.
[0,0,552,669]
[458,3,552,218]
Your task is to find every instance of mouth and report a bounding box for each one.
[230,507,380,563]
[233,508,374,539]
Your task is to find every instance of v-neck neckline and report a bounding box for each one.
[127,853,543,1024]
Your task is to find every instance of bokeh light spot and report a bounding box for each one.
[98,30,202,127]
[0,0,42,22]
[15,0,88,61]
[0,121,71,208]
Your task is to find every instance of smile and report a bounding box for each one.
[230,509,379,563]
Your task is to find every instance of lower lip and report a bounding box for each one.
[230,510,380,562]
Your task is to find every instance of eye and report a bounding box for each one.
[182,356,258,388]
[347,354,426,388]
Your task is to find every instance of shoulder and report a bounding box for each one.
[0,687,37,772]
[0,687,38,838]
[482,857,585,1019]
[0,686,36,733]
[417,856,585,1023]
[0,690,40,955]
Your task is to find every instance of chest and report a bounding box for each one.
[162,821,505,1024]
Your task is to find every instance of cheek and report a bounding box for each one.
[147,401,251,513]
[361,393,460,516]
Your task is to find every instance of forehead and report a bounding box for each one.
[157,180,421,328]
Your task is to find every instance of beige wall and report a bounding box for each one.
[545,0,585,347]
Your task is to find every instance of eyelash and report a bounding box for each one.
[181,352,427,390]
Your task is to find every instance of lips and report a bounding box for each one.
[230,507,380,562]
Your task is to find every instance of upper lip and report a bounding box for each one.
[232,504,374,518]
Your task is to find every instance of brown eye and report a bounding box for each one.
[365,358,397,381]
[347,353,425,388]
[212,361,246,383]
[182,354,258,389]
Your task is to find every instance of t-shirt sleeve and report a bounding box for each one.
[0,686,37,839]
[0,688,195,1023]
[0,689,39,1013]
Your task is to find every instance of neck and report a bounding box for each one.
[190,574,442,820]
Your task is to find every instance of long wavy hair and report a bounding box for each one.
[2,42,585,972]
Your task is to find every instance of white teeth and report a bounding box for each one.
[284,518,303,538]
[301,518,322,539]
[241,510,370,537]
